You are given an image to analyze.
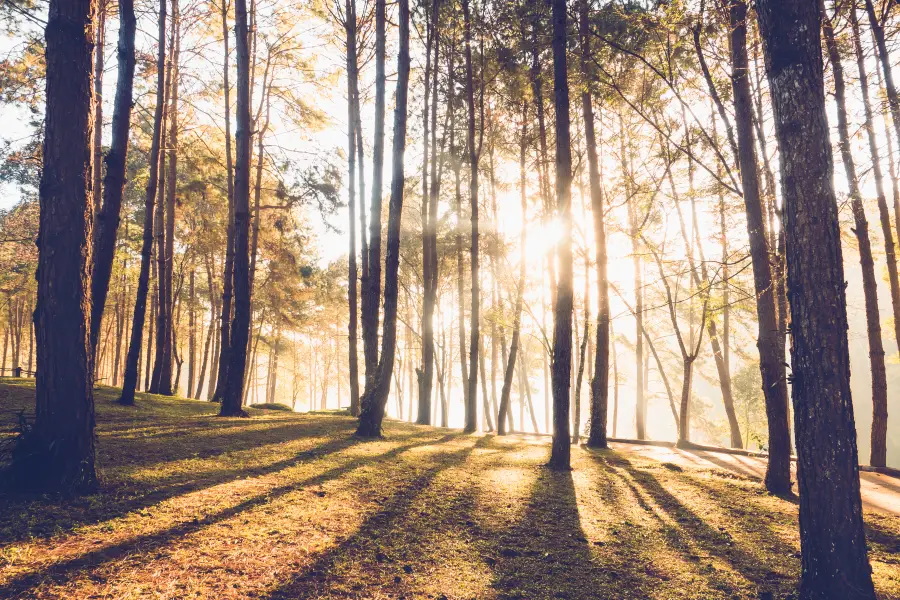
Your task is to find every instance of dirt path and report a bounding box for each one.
[612,442,900,516]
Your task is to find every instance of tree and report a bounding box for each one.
[90,0,136,363]
[548,0,572,470]
[219,0,252,417]
[119,0,167,406]
[580,0,608,449]
[462,0,479,434]
[756,1,875,596]
[23,0,98,491]
[356,0,410,437]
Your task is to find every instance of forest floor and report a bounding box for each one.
[0,378,898,600]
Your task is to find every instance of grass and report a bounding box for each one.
[0,377,897,599]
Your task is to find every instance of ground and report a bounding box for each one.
[0,378,898,600]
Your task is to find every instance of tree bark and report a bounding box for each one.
[29,0,98,492]
[548,0,573,470]
[355,0,409,437]
[756,2,876,596]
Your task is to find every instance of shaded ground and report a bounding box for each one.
[0,378,898,599]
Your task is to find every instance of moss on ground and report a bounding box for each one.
[0,378,897,599]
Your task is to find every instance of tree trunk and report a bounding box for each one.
[91,0,135,366]
[850,4,893,468]
[212,0,235,403]
[219,0,252,417]
[361,0,387,383]
[355,0,409,437]
[581,2,609,448]
[757,2,876,596]
[548,0,573,470]
[461,0,479,434]
[119,0,166,406]
[345,0,361,417]
[28,0,98,492]
[728,0,791,492]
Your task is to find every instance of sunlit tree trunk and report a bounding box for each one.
[825,6,889,470]
[212,0,235,403]
[355,0,410,437]
[581,2,608,448]
[757,1,876,596]
[361,0,387,383]
[499,104,528,436]
[850,5,893,468]
[728,0,790,492]
[345,0,361,417]
[548,0,573,470]
[120,0,166,406]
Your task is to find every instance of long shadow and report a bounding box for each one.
[862,472,900,496]
[602,452,798,596]
[261,436,481,599]
[683,450,764,481]
[0,433,462,598]
[0,427,368,546]
[484,465,619,599]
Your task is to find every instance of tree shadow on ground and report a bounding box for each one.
[599,451,799,597]
[262,436,482,599]
[0,432,461,598]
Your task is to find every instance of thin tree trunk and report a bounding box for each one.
[728,0,790,493]
[91,0,136,366]
[461,0,479,434]
[581,2,609,448]
[212,0,235,403]
[757,2,876,596]
[548,0,573,470]
[361,0,387,384]
[355,0,410,437]
[851,4,893,468]
[219,0,252,417]
[120,0,166,406]
[345,0,361,417]
[827,5,889,469]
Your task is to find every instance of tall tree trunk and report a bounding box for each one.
[756,2,876,597]
[825,6,889,470]
[548,0,573,470]
[158,4,180,395]
[149,38,172,394]
[219,0,252,417]
[581,2,609,448]
[212,0,235,403]
[355,0,410,437]
[361,0,387,382]
[498,105,528,436]
[345,0,361,417]
[418,0,439,425]
[119,0,166,406]
[187,268,196,397]
[28,0,98,492]
[90,0,135,365]
[728,0,791,493]
[850,5,893,468]
[462,0,479,434]
[865,0,900,171]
